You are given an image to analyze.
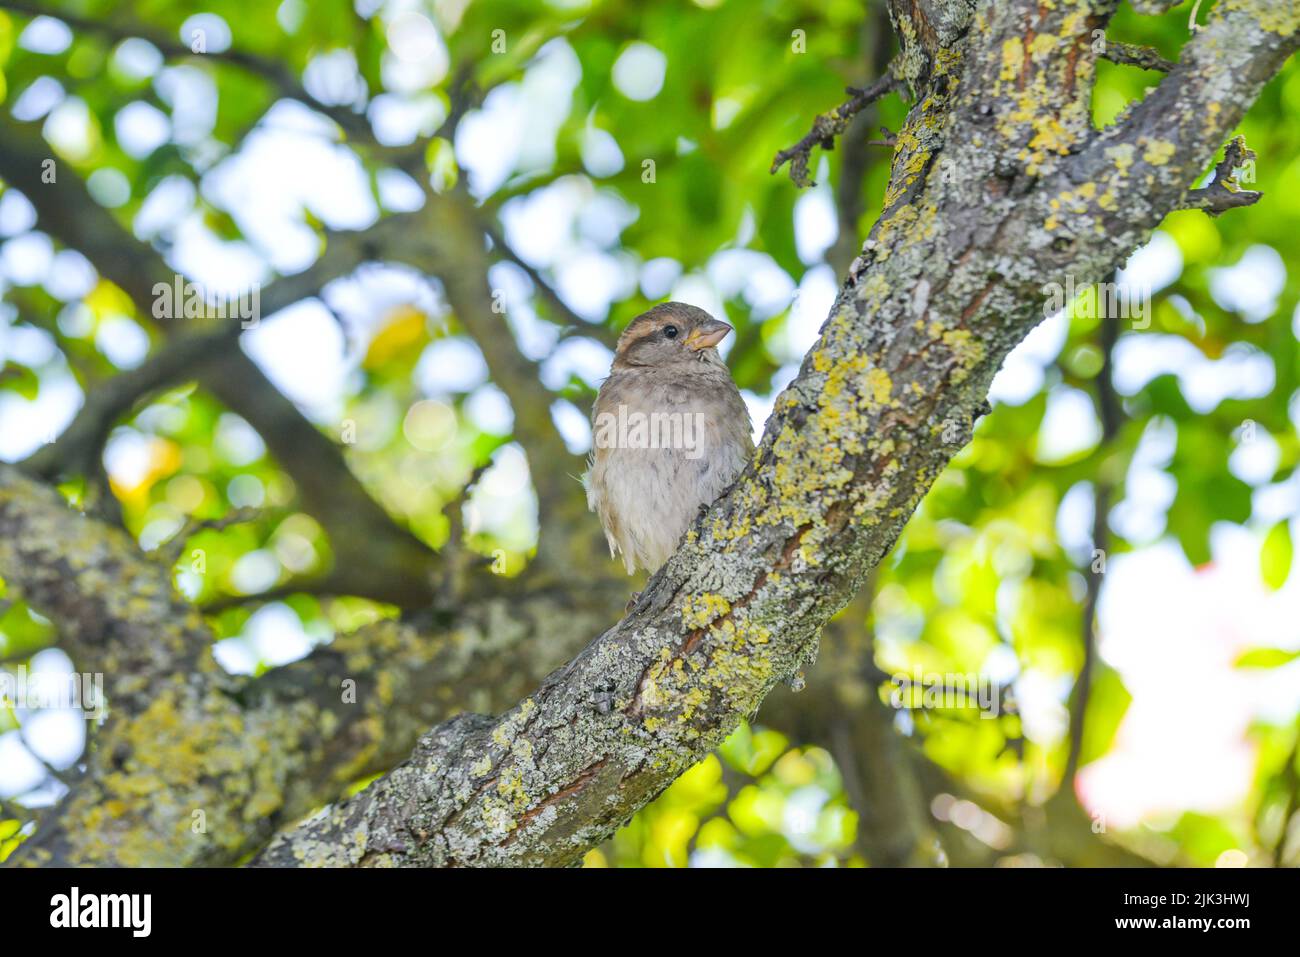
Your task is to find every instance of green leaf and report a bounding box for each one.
[1261,521,1292,590]
[1079,665,1132,767]
[0,361,38,400]
[1168,811,1246,867]
[1234,647,1300,669]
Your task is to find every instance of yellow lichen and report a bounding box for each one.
[1000,38,1024,82]
[866,368,893,405]
[1106,142,1136,175]
[1140,138,1177,166]
[680,592,731,630]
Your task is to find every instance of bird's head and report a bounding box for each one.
[611,302,733,372]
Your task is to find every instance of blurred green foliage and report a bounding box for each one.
[1,0,1298,866]
[588,723,859,867]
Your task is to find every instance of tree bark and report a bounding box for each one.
[3,0,1295,868]
[0,467,623,866]
[249,0,1299,867]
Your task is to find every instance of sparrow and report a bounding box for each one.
[586,302,754,575]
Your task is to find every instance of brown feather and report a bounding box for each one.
[585,302,754,574]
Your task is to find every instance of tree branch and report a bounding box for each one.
[251,0,1298,869]
[771,65,903,188]
[1063,312,1122,788]
[1100,39,1176,73]
[1073,5,1295,242]
[0,0,373,141]
[0,468,213,716]
[0,464,626,866]
[20,329,225,481]
[0,115,440,607]
[7,0,1293,870]
[1173,135,1262,216]
[481,217,612,345]
[416,190,598,571]
[828,7,896,278]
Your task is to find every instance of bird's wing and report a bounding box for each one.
[584,448,621,561]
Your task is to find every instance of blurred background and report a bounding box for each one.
[1,0,1299,867]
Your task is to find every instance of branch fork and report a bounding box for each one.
[771,61,903,188]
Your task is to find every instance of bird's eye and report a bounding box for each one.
[663,325,679,339]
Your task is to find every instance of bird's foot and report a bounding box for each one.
[625,590,642,614]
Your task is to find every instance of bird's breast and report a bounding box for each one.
[588,367,753,572]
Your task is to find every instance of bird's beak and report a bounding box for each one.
[685,319,732,351]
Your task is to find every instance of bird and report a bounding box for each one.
[586,302,754,575]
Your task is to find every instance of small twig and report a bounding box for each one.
[481,165,587,214]
[865,125,898,148]
[1100,40,1176,73]
[443,461,492,550]
[28,745,80,788]
[369,61,481,181]
[434,59,482,142]
[480,219,614,346]
[437,462,495,601]
[1175,135,1261,217]
[771,62,902,188]
[1062,313,1122,790]
[151,507,265,567]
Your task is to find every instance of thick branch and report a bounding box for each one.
[1074,5,1296,240]
[0,116,439,607]
[0,468,212,714]
[20,329,226,480]
[0,464,624,866]
[253,0,1297,869]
